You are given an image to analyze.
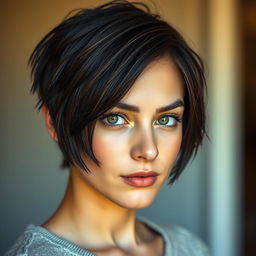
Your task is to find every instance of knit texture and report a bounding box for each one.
[4,216,210,256]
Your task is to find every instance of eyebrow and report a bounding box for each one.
[115,99,184,113]
[156,99,184,113]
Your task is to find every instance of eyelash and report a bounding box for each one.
[99,112,182,128]
[99,112,128,127]
[156,114,182,127]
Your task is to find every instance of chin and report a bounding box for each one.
[115,192,157,209]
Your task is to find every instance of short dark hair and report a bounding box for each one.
[29,0,206,184]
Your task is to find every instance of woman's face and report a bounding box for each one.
[75,56,184,209]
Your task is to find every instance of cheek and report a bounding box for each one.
[159,130,182,164]
[92,130,128,164]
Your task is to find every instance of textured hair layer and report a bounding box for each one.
[29,0,206,184]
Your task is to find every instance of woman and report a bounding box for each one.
[5,1,209,255]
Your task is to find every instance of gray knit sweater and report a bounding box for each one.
[4,216,210,255]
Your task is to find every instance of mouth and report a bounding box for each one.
[120,171,159,187]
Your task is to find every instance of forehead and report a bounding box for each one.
[120,56,184,107]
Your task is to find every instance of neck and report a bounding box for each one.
[42,168,147,252]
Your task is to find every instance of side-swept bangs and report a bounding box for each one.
[29,0,206,184]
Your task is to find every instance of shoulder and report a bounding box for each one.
[137,216,210,256]
[4,225,34,256]
[162,224,210,255]
[4,225,76,256]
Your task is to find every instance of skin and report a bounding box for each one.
[41,55,184,256]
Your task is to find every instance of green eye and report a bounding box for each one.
[101,113,127,126]
[156,115,179,127]
[106,115,119,124]
[158,116,170,125]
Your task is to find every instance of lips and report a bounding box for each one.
[120,171,159,187]
[122,171,159,177]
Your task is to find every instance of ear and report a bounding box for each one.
[41,105,58,142]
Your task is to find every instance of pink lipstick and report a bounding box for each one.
[121,171,159,187]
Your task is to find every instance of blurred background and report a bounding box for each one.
[0,0,255,255]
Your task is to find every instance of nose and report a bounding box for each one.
[130,128,159,162]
